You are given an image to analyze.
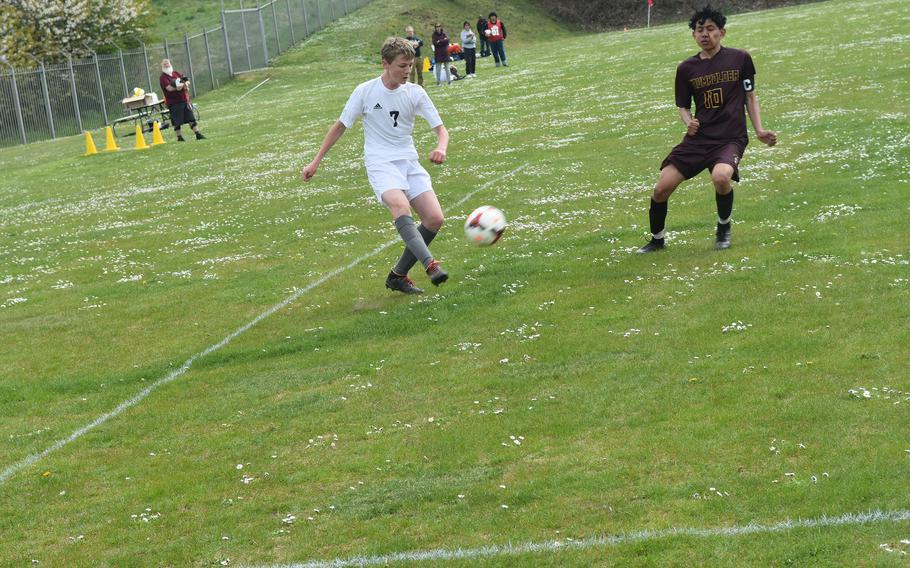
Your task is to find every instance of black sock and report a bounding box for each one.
[649,198,668,239]
[716,191,734,224]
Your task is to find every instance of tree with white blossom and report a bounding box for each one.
[0,0,148,66]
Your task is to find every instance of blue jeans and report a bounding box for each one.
[490,41,506,64]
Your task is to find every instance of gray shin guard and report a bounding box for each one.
[394,215,433,269]
[393,224,437,275]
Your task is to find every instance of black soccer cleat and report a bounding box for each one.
[195,131,207,140]
[636,238,665,254]
[715,222,731,250]
[386,272,424,295]
[177,135,186,142]
[425,260,448,286]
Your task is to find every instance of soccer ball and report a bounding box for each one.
[464,205,506,246]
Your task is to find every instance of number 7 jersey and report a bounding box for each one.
[339,76,443,164]
[674,46,756,143]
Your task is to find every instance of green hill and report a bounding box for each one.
[145,0,573,47]
[2,0,909,566]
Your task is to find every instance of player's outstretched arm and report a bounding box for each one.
[678,107,699,136]
[301,121,347,181]
[429,124,448,165]
[746,91,777,146]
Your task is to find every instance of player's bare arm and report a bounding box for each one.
[745,91,777,146]
[678,107,700,136]
[429,124,448,164]
[301,120,347,181]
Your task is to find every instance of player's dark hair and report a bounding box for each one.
[689,5,726,30]
[488,11,498,18]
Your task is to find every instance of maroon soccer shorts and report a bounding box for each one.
[661,138,747,182]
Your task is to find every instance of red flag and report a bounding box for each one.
[648,0,653,5]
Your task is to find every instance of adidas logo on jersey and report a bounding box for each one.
[373,103,383,110]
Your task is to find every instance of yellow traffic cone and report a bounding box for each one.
[151,121,166,146]
[134,124,149,150]
[104,126,119,152]
[84,131,98,156]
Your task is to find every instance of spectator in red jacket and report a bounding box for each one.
[159,59,206,141]
[485,12,508,67]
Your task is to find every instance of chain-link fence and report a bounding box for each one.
[0,0,371,148]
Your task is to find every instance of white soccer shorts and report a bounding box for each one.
[366,159,434,204]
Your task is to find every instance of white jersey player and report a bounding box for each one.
[302,37,450,294]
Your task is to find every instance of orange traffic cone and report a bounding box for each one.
[84,131,98,156]
[151,121,166,146]
[104,126,119,151]
[134,124,149,150]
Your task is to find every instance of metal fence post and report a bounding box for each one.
[86,47,109,125]
[331,0,336,21]
[258,5,269,64]
[65,53,83,132]
[141,42,153,91]
[316,0,322,30]
[164,39,171,60]
[0,59,27,144]
[301,0,309,37]
[26,53,56,139]
[342,0,348,15]
[221,10,235,77]
[184,33,197,97]
[203,28,216,89]
[271,1,281,53]
[117,47,129,97]
[240,0,253,70]
[286,0,296,45]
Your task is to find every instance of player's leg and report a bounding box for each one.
[400,164,447,285]
[381,189,434,293]
[391,189,444,278]
[171,101,186,141]
[383,189,447,286]
[637,165,686,253]
[491,42,502,66]
[709,141,743,249]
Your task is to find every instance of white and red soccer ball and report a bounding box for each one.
[464,205,506,246]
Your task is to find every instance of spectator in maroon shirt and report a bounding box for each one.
[159,59,206,141]
[636,5,776,254]
[431,24,451,86]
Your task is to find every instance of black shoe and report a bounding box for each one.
[195,132,206,140]
[425,260,448,286]
[636,238,665,254]
[386,272,424,294]
[715,223,731,250]
[177,135,185,142]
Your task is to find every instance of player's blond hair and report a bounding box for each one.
[381,37,415,63]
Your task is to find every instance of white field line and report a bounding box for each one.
[244,509,910,568]
[237,77,272,102]
[0,163,527,487]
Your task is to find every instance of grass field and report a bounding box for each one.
[1,0,909,565]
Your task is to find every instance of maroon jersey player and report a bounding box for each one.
[637,5,777,253]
